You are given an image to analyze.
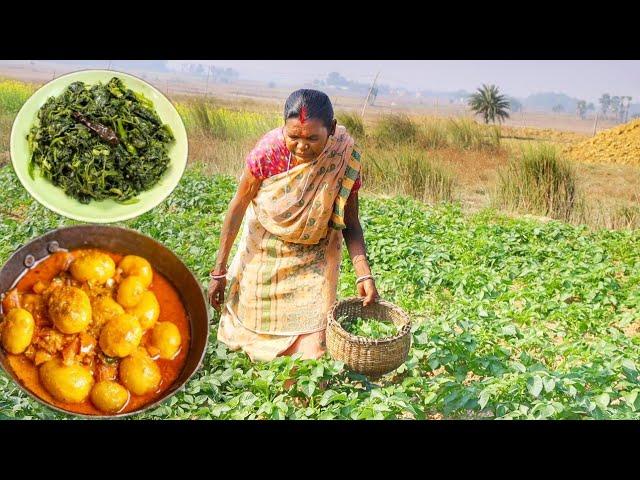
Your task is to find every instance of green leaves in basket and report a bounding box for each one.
[340,316,400,339]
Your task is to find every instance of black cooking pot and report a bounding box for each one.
[0,225,210,418]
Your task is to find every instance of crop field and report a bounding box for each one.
[3,166,640,419]
[1,78,640,419]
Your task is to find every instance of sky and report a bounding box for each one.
[7,60,638,102]
[164,60,640,102]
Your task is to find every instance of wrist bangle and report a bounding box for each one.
[210,269,227,280]
[356,274,374,285]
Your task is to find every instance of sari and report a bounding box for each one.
[217,125,361,361]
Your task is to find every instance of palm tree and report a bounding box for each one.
[468,84,511,124]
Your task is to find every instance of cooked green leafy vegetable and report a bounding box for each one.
[27,77,175,204]
[340,316,400,339]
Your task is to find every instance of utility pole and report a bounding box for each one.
[361,71,380,118]
[204,65,211,99]
[592,112,599,136]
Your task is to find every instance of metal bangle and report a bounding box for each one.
[210,270,227,280]
[355,274,374,285]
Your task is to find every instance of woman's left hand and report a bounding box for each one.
[358,278,379,307]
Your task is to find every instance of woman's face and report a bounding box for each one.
[284,117,333,162]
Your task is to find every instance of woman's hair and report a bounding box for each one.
[284,89,334,129]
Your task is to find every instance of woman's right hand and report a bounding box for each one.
[208,277,227,312]
[207,166,261,313]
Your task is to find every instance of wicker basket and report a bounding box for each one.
[326,297,412,378]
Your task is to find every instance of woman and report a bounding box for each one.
[207,89,378,362]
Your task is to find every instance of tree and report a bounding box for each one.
[467,84,511,124]
[576,100,588,120]
[327,72,350,87]
[552,104,565,113]
[623,96,633,122]
[508,97,523,113]
[599,93,611,118]
[611,96,621,121]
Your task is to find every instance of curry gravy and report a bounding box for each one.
[2,249,190,416]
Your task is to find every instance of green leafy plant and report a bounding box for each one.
[2,164,640,420]
[340,316,399,339]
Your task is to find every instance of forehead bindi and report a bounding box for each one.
[299,106,308,124]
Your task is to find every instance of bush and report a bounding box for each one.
[363,147,454,203]
[447,118,500,151]
[494,144,577,221]
[336,111,365,140]
[373,113,418,144]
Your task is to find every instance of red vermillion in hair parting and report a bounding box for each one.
[299,105,308,124]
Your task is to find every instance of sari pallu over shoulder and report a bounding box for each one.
[253,125,360,245]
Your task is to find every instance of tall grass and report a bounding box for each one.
[0,79,36,114]
[0,114,13,156]
[417,119,448,149]
[493,144,578,221]
[411,117,501,151]
[373,114,418,144]
[177,98,280,141]
[574,202,640,230]
[188,135,254,177]
[363,147,454,203]
[336,111,365,140]
[446,118,501,150]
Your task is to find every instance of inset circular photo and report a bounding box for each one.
[10,70,188,223]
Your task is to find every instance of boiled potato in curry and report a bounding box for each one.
[70,251,116,284]
[47,286,92,334]
[39,358,94,403]
[91,295,125,330]
[117,276,147,308]
[119,255,153,288]
[0,247,189,416]
[119,349,162,396]
[151,321,182,360]
[126,291,160,329]
[1,308,35,354]
[99,313,143,358]
[90,380,130,413]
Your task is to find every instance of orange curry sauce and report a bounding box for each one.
[1,249,190,416]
